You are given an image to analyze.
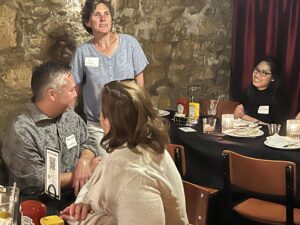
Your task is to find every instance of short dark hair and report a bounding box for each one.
[100,80,170,153]
[82,0,114,35]
[31,61,71,102]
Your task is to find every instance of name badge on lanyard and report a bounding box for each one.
[85,57,99,67]
[258,105,269,114]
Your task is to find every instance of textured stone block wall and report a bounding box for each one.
[0,0,232,139]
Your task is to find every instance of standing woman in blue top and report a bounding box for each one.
[70,0,149,155]
[234,57,290,125]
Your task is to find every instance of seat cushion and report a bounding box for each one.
[233,198,300,225]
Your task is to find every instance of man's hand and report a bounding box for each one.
[72,150,100,195]
[73,157,92,195]
[60,203,93,221]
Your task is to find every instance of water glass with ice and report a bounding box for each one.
[202,117,217,134]
[0,186,19,225]
[267,124,281,136]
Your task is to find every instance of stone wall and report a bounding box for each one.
[0,0,232,138]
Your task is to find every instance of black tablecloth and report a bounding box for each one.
[168,116,300,203]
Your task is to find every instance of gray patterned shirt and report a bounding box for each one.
[1,103,97,196]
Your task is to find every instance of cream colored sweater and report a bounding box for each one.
[69,145,188,225]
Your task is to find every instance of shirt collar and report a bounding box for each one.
[27,102,57,123]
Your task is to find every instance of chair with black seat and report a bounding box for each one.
[183,180,210,225]
[222,150,300,225]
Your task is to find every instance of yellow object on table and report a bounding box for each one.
[0,210,11,219]
[40,215,64,225]
[189,102,200,124]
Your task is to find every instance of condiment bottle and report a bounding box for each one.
[189,102,200,124]
[20,200,46,225]
[176,97,188,115]
[188,86,200,124]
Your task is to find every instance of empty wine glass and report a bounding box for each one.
[207,100,217,116]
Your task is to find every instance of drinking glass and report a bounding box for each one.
[286,119,300,140]
[267,124,281,136]
[207,100,217,116]
[202,117,217,134]
[221,114,234,132]
[0,186,19,225]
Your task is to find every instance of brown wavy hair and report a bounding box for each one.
[82,0,114,35]
[100,80,170,153]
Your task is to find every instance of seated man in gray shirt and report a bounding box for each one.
[1,61,100,214]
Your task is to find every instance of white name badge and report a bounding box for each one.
[66,134,77,149]
[258,105,269,114]
[45,148,61,200]
[85,57,99,67]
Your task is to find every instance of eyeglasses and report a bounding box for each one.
[253,68,272,77]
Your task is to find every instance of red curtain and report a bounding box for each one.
[230,0,300,116]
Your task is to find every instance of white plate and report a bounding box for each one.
[158,110,170,117]
[264,140,300,150]
[223,129,264,138]
[233,119,258,128]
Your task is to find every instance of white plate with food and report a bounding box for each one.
[233,119,258,128]
[223,127,264,138]
[264,134,300,150]
[158,109,170,117]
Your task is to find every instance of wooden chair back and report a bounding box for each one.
[222,150,297,225]
[183,180,210,225]
[200,99,239,118]
[222,150,296,196]
[166,144,186,177]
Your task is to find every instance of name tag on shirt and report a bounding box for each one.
[85,57,99,67]
[66,134,77,149]
[258,105,269,114]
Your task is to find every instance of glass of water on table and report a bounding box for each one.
[0,185,19,225]
[202,117,217,134]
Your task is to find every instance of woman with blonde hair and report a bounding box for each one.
[61,80,188,225]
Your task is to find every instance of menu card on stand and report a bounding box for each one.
[45,148,61,200]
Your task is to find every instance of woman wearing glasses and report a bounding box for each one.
[70,0,148,156]
[234,57,289,124]
[60,81,188,225]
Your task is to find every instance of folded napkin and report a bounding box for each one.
[266,134,300,148]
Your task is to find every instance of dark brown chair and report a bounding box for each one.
[166,144,186,177]
[222,150,300,225]
[166,144,219,225]
[199,99,239,118]
[183,180,210,225]
[166,144,218,194]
